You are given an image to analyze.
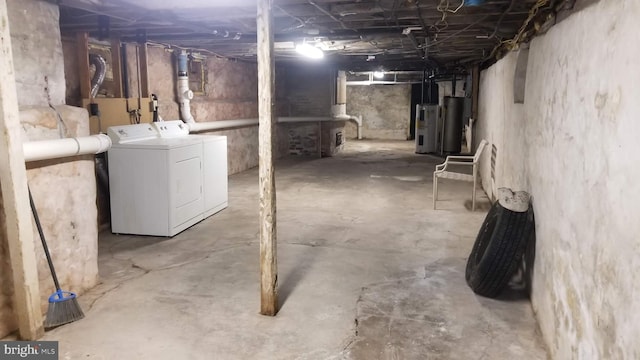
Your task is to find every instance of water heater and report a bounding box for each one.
[442,97,465,153]
[415,104,439,154]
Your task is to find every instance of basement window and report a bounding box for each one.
[188,57,207,95]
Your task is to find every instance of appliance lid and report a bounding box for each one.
[110,136,203,149]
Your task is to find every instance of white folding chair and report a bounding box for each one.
[433,139,488,211]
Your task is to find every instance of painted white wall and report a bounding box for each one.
[477,52,527,200]
[438,80,466,106]
[476,1,640,358]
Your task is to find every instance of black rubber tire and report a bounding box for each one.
[465,201,534,298]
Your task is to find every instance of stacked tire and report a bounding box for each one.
[465,201,534,298]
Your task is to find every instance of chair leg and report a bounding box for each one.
[433,174,437,209]
[472,167,477,211]
[472,179,476,211]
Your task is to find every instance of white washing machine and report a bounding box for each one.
[107,121,228,237]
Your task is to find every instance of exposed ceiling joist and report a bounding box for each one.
[55,0,564,70]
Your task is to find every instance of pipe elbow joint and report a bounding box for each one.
[182,89,194,101]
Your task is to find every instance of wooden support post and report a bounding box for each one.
[470,65,480,149]
[318,121,322,158]
[257,0,278,316]
[471,65,480,121]
[138,42,150,98]
[77,32,91,100]
[110,38,123,98]
[0,0,44,340]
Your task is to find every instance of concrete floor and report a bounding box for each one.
[42,140,547,359]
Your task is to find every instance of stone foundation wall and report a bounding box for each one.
[0,1,99,338]
[0,106,98,338]
[346,85,411,140]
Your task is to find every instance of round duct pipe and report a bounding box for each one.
[89,53,107,98]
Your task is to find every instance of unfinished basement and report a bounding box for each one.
[0,0,637,359]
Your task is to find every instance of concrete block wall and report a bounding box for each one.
[345,84,411,140]
[476,1,640,357]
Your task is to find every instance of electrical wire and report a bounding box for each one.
[486,0,550,60]
[433,0,467,34]
[488,0,517,39]
[503,0,549,47]
[428,13,492,47]
[438,0,465,14]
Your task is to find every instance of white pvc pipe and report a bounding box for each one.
[188,117,346,133]
[279,116,334,123]
[187,118,259,132]
[337,71,347,105]
[178,76,195,124]
[187,116,363,139]
[177,50,196,124]
[23,134,112,162]
[335,114,363,140]
[333,71,362,139]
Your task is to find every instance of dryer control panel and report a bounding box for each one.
[153,120,189,138]
[107,124,158,144]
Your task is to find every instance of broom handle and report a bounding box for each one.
[28,187,62,292]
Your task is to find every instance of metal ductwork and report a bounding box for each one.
[89,53,107,98]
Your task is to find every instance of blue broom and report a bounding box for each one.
[28,187,84,329]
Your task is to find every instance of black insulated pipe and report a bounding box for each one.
[421,69,426,105]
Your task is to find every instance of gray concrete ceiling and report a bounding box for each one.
[55,0,564,70]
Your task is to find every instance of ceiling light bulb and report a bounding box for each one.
[373,71,384,79]
[295,43,324,59]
